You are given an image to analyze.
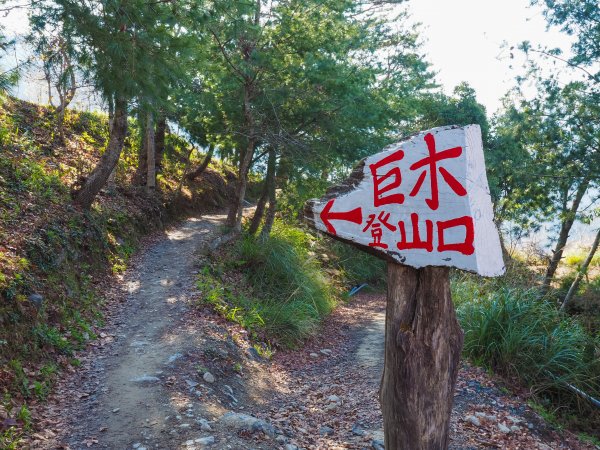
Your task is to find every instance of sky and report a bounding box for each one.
[406,0,572,115]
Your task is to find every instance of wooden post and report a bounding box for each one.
[303,125,503,450]
[381,265,463,449]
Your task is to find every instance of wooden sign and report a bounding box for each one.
[305,125,504,450]
[305,124,504,276]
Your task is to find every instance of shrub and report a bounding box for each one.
[198,221,336,347]
[326,239,386,286]
[564,248,600,269]
[453,275,600,425]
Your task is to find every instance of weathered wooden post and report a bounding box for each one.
[304,125,504,449]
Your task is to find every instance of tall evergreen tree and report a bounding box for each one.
[496,79,599,291]
[28,0,203,208]
[177,0,434,233]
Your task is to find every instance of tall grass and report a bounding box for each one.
[564,248,600,269]
[198,221,335,347]
[326,240,386,286]
[453,275,600,424]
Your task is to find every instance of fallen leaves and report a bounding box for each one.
[1,417,19,431]
[263,293,598,450]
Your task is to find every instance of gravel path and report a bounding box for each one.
[29,213,273,450]
[262,294,595,450]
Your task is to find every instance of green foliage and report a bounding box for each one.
[174,0,436,209]
[252,342,274,360]
[532,0,599,75]
[7,360,29,398]
[70,111,109,142]
[564,248,600,269]
[0,395,29,450]
[32,324,73,355]
[414,83,490,144]
[29,0,203,110]
[453,275,600,426]
[240,222,335,315]
[232,362,243,374]
[277,177,332,222]
[197,221,335,347]
[326,239,386,286]
[197,267,266,331]
[0,426,24,450]
[491,78,599,259]
[578,432,600,447]
[499,0,600,256]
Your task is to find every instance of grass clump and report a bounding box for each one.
[453,275,600,431]
[326,240,386,287]
[197,221,336,348]
[0,400,31,450]
[564,248,600,269]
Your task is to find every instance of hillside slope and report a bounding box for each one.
[0,98,234,442]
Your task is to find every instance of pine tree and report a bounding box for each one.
[29,0,204,208]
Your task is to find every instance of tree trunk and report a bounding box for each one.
[227,141,254,232]
[155,113,167,173]
[177,146,195,194]
[134,112,148,185]
[227,82,256,232]
[259,149,277,239]
[54,46,76,140]
[249,148,276,235]
[106,107,117,195]
[45,67,53,106]
[107,168,117,195]
[249,189,268,235]
[561,228,600,311]
[73,98,127,209]
[381,265,463,450]
[186,144,215,181]
[146,111,156,193]
[542,178,590,293]
[496,220,511,261]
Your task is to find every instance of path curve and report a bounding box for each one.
[34,213,244,450]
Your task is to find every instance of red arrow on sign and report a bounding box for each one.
[320,199,363,235]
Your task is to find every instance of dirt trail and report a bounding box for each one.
[32,213,276,450]
[29,214,594,450]
[265,296,595,449]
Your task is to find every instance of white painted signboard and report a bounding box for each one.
[306,125,504,277]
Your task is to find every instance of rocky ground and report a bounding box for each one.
[25,213,596,450]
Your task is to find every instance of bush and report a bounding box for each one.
[564,248,600,269]
[453,275,600,426]
[198,221,336,347]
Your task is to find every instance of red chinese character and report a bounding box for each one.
[437,216,475,255]
[396,213,433,252]
[363,211,397,249]
[369,149,405,207]
[409,133,467,210]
